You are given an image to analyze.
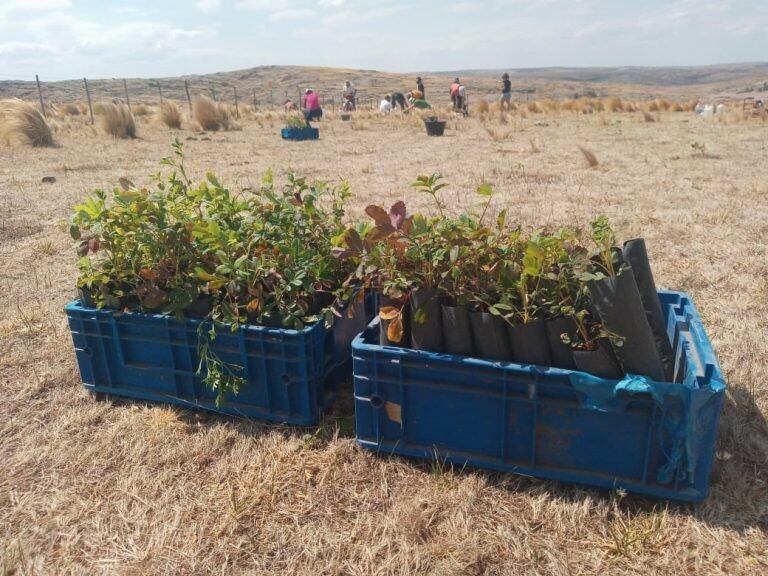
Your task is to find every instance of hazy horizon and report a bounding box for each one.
[1,0,767,82]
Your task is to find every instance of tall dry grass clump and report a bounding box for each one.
[60,103,81,116]
[561,99,577,112]
[132,104,149,116]
[474,100,490,115]
[160,101,182,129]
[642,111,656,123]
[527,101,543,114]
[193,96,231,131]
[606,97,624,112]
[0,99,54,147]
[578,145,599,167]
[99,102,136,138]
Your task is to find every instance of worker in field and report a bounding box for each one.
[391,91,407,110]
[342,81,357,111]
[301,89,323,121]
[379,95,392,113]
[450,77,461,111]
[416,76,425,99]
[406,91,432,111]
[500,73,512,110]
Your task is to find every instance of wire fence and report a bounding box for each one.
[0,74,539,120]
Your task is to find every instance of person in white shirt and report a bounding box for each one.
[379,95,392,113]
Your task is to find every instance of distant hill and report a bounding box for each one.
[1,63,766,106]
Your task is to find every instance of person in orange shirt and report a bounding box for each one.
[449,77,461,111]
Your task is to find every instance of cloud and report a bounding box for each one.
[0,41,56,56]
[268,8,317,21]
[196,0,222,13]
[448,2,480,14]
[318,0,346,6]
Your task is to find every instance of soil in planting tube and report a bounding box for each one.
[545,316,578,369]
[622,238,676,381]
[507,318,552,366]
[77,287,96,308]
[441,304,474,356]
[587,266,666,381]
[187,295,213,319]
[469,311,512,361]
[378,292,411,348]
[573,341,624,379]
[410,287,444,352]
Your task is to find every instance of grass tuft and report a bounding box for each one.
[160,101,183,129]
[578,145,599,167]
[98,103,136,138]
[0,99,54,147]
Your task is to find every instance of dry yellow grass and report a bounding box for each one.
[159,101,182,129]
[132,104,150,116]
[193,96,233,131]
[578,145,599,167]
[59,103,81,116]
[97,102,136,138]
[0,99,54,147]
[0,107,767,575]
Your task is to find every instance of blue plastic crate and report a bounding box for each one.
[352,290,725,502]
[66,299,365,425]
[281,126,319,141]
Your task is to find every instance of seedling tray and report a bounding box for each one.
[352,290,725,502]
[66,299,366,425]
[281,126,319,140]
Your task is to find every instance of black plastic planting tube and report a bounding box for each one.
[441,304,474,356]
[587,266,666,381]
[573,342,624,379]
[507,317,552,366]
[622,238,676,381]
[469,311,513,361]
[410,287,444,353]
[544,316,578,369]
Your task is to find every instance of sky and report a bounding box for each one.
[0,0,766,81]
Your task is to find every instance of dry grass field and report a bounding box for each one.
[1,101,767,575]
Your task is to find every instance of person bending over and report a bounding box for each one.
[301,89,323,121]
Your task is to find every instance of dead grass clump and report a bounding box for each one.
[578,145,599,167]
[592,98,605,112]
[132,104,149,116]
[606,97,624,112]
[486,126,512,141]
[474,100,490,115]
[656,98,671,111]
[542,99,560,113]
[159,101,182,129]
[0,99,54,147]
[642,111,656,123]
[98,103,136,138]
[670,102,684,112]
[60,103,81,116]
[527,101,543,114]
[193,96,231,131]
[561,99,576,112]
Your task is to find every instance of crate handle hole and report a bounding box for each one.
[370,394,384,408]
[281,374,291,385]
[82,346,93,358]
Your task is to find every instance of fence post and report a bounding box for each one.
[123,78,131,112]
[269,88,273,108]
[210,81,216,101]
[184,80,192,112]
[157,82,163,105]
[83,77,94,124]
[35,74,46,118]
[252,89,257,110]
[233,86,240,118]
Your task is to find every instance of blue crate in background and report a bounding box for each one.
[66,296,368,425]
[281,126,319,140]
[352,290,725,502]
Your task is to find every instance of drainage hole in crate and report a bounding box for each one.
[370,394,384,408]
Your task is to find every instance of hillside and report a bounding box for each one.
[1,63,766,106]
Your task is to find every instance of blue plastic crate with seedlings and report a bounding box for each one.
[336,175,725,501]
[281,114,319,141]
[66,141,368,424]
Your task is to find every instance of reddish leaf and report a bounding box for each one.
[389,201,406,229]
[365,205,391,227]
[401,215,414,235]
[138,268,159,282]
[363,224,394,249]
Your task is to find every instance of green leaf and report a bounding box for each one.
[476,183,494,197]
